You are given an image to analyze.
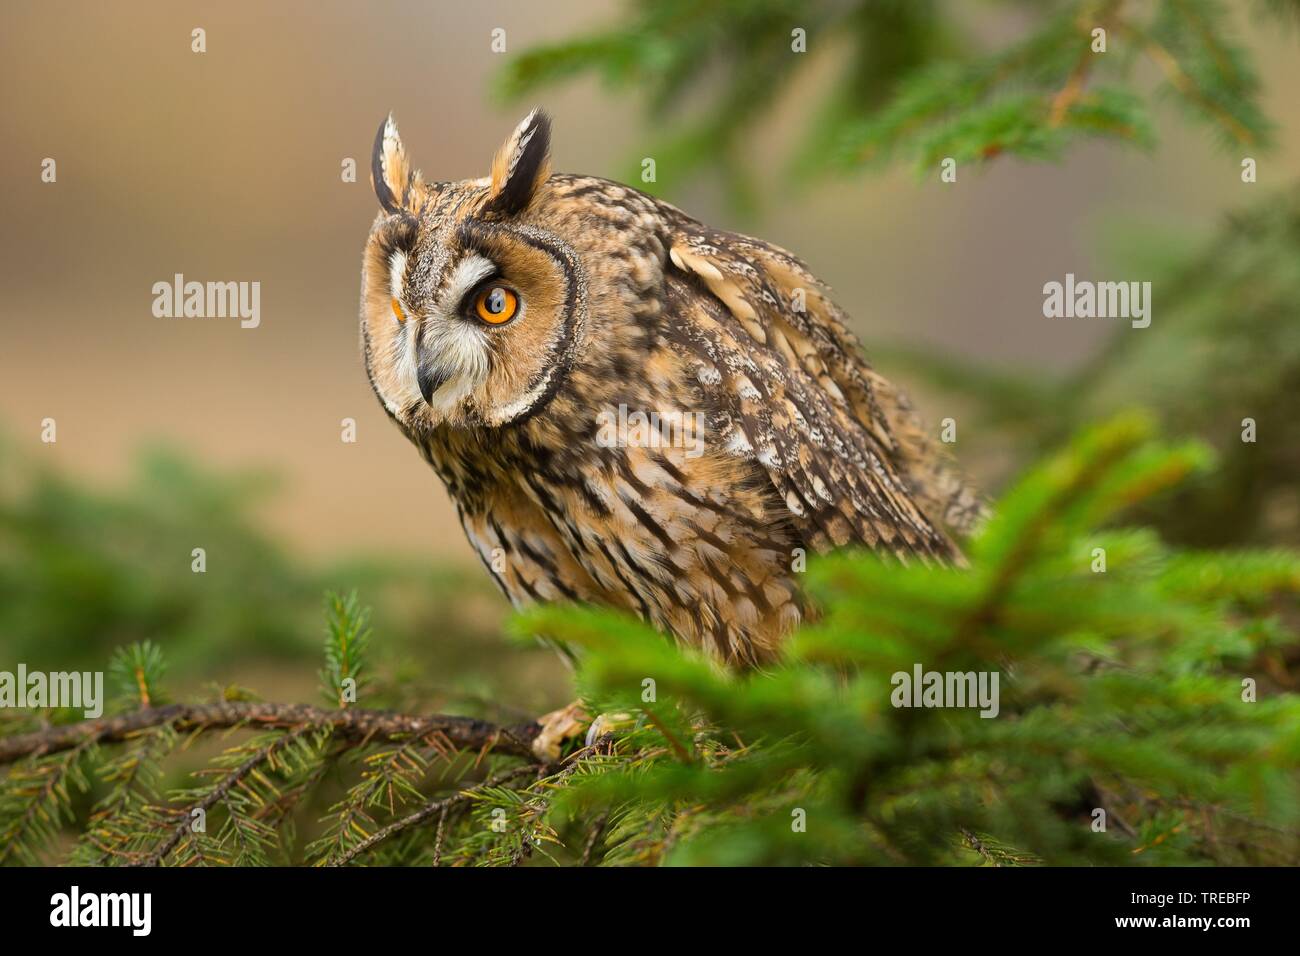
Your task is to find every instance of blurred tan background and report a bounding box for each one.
[2,0,1297,565]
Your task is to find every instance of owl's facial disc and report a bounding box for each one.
[409,253,497,415]
[397,225,584,429]
[457,224,586,427]
[362,109,584,431]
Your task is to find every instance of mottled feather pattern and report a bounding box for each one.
[360,112,982,666]
[662,221,960,560]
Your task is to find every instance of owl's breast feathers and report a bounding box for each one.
[410,175,981,666]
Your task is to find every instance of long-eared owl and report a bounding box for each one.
[360,110,981,667]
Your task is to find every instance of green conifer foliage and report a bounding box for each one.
[3,416,1296,866]
[499,0,1295,202]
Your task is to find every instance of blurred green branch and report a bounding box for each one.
[514,412,1300,865]
[501,0,1294,201]
[891,184,1300,547]
[0,441,517,689]
[6,414,1292,865]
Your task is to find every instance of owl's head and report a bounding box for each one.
[360,110,587,432]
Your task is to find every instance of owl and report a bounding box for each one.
[360,110,981,669]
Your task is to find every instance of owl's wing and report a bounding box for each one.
[661,218,982,562]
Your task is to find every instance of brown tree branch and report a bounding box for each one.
[1047,0,1124,128]
[0,701,542,766]
[579,810,610,867]
[959,827,1001,866]
[330,763,542,867]
[138,726,313,867]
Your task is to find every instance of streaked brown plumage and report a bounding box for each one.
[360,110,981,667]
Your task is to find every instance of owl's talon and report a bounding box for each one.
[584,712,634,748]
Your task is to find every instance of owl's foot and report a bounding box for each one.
[531,700,590,760]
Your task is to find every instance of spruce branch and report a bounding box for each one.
[500,0,1289,188]
[578,810,610,866]
[329,763,541,866]
[0,740,95,865]
[1130,27,1258,145]
[138,726,312,867]
[73,722,179,865]
[321,590,373,708]
[0,701,542,766]
[1047,0,1124,128]
[307,732,440,865]
[958,827,999,866]
[3,416,1296,867]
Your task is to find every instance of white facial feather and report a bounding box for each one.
[418,253,497,416]
[445,254,496,300]
[375,249,417,414]
[388,250,408,303]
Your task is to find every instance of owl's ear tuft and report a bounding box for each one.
[371,112,414,215]
[485,109,552,216]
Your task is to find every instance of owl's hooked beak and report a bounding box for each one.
[408,310,492,413]
[415,353,451,406]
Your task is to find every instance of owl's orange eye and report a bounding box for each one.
[473,285,518,325]
[391,297,406,324]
